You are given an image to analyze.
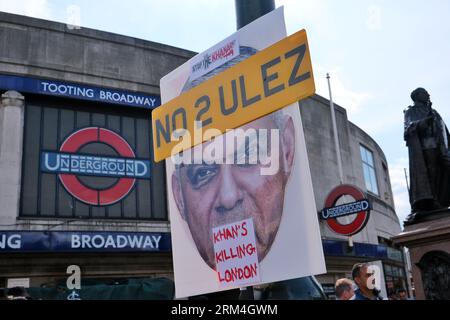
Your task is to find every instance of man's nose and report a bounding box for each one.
[215,166,243,214]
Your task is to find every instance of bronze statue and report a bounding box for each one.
[404,88,450,225]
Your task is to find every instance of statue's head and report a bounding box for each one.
[411,88,431,104]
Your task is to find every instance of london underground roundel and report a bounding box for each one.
[319,185,371,236]
[41,127,151,206]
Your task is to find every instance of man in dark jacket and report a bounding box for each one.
[404,88,450,223]
[351,263,384,300]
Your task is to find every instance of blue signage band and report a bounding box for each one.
[0,73,161,109]
[0,231,171,253]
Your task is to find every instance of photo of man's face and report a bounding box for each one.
[171,111,295,269]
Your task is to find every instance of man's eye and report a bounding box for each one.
[196,168,215,179]
[187,166,218,187]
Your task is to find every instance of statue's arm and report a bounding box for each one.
[404,109,417,140]
[404,109,434,141]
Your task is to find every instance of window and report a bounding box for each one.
[360,145,379,195]
[384,263,408,298]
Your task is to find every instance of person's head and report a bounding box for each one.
[7,287,31,300]
[411,87,431,105]
[335,278,355,300]
[172,112,295,269]
[397,288,407,300]
[0,288,7,300]
[388,291,398,300]
[352,263,374,292]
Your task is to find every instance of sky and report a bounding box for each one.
[1,0,450,225]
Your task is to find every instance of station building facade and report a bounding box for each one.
[0,12,408,298]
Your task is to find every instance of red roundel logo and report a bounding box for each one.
[320,185,371,236]
[58,127,136,206]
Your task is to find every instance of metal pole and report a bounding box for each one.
[327,73,344,184]
[235,0,275,300]
[327,74,353,247]
[235,0,275,29]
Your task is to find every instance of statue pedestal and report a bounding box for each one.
[392,210,450,300]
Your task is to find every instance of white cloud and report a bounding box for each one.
[389,157,411,227]
[366,5,382,31]
[0,0,51,19]
[315,66,371,113]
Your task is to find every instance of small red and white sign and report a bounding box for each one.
[58,127,136,206]
[320,185,371,236]
[213,218,260,287]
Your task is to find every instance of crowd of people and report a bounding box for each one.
[334,263,411,300]
[1,263,411,301]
